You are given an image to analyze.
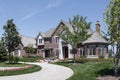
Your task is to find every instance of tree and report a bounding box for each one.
[24,44,35,54]
[2,19,21,63]
[59,15,91,63]
[104,0,120,76]
[0,40,7,62]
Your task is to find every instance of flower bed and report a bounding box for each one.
[0,64,41,76]
[0,65,33,72]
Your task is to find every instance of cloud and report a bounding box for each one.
[46,1,62,9]
[21,12,38,21]
[21,1,63,21]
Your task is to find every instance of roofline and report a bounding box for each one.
[36,32,44,39]
[51,20,66,37]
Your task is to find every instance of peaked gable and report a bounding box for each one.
[51,20,73,37]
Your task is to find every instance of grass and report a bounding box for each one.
[0,62,27,67]
[55,61,114,80]
[0,63,41,76]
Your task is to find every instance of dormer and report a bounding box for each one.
[37,33,44,45]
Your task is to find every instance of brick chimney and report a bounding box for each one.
[96,21,100,33]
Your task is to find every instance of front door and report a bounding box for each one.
[45,50,50,58]
[63,46,68,58]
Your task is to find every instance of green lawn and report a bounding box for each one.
[55,61,114,80]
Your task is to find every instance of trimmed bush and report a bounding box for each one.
[19,56,43,62]
[75,58,112,63]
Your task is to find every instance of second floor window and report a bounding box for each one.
[39,39,43,43]
[56,37,59,43]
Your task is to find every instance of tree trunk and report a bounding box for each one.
[114,46,120,76]
[72,47,77,63]
[73,53,75,63]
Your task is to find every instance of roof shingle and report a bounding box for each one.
[82,31,108,44]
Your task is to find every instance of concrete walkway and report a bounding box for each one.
[0,62,73,80]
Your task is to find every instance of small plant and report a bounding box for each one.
[80,55,86,58]
[13,56,19,63]
[8,55,19,63]
[98,54,105,59]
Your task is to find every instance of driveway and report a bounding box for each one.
[0,62,73,80]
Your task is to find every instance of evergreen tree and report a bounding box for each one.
[2,19,21,63]
[59,15,91,63]
[0,40,7,62]
[104,0,120,76]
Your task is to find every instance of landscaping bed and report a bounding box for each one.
[0,62,41,76]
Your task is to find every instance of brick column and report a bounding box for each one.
[104,47,107,56]
[96,45,99,55]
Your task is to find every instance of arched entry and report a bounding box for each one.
[62,46,68,58]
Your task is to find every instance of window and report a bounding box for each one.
[99,45,105,55]
[56,37,59,43]
[49,38,52,43]
[80,48,84,56]
[89,45,96,55]
[39,39,42,43]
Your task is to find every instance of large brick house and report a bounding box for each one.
[36,20,109,59]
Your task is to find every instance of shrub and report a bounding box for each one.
[80,55,86,58]
[13,56,19,63]
[75,58,111,63]
[19,56,43,62]
[98,55,105,59]
[8,55,19,63]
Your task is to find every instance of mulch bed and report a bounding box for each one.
[97,76,120,80]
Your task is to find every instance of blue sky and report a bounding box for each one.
[0,0,110,38]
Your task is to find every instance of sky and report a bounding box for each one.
[0,0,110,38]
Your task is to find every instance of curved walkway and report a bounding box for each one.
[0,62,73,80]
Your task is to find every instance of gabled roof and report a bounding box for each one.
[82,31,108,44]
[20,35,36,48]
[37,29,55,38]
[45,29,55,37]
[61,20,74,33]
[51,20,76,37]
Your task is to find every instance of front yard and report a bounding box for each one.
[55,60,115,80]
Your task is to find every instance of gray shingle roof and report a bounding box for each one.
[82,31,108,44]
[61,20,93,35]
[20,35,36,48]
[39,29,55,38]
[45,29,55,37]
[61,20,74,33]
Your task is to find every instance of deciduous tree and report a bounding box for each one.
[59,15,91,63]
[104,0,120,76]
